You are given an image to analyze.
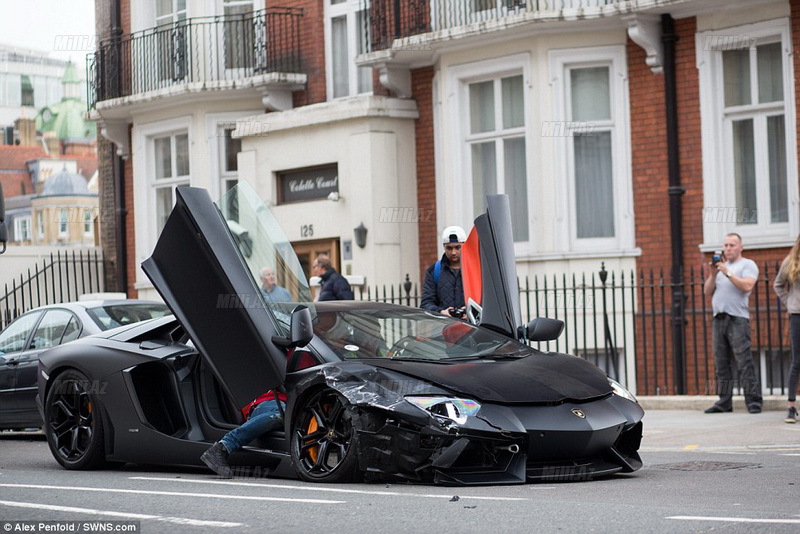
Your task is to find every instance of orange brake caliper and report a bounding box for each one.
[306,416,319,463]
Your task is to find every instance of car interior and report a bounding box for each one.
[123,318,321,453]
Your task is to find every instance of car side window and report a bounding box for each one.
[60,316,81,344]
[29,310,75,350]
[0,312,43,354]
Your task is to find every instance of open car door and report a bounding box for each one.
[462,194,523,340]
[142,184,313,408]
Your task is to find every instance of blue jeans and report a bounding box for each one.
[788,314,800,402]
[220,400,284,453]
[712,314,762,409]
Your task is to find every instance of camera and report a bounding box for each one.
[449,307,466,318]
[712,250,722,265]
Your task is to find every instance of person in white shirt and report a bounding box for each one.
[703,233,762,414]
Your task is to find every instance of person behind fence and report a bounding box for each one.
[773,234,800,424]
[703,232,763,414]
[313,254,354,301]
[260,266,292,303]
[200,391,285,478]
[421,226,466,317]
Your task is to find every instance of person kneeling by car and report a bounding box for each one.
[201,391,285,478]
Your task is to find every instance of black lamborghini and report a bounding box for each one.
[36,183,643,485]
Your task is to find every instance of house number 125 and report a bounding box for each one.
[301,224,314,237]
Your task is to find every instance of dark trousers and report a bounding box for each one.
[712,314,763,409]
[788,314,800,402]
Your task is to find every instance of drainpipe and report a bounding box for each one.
[111,0,128,294]
[662,14,686,394]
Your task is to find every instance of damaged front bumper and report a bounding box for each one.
[353,394,643,486]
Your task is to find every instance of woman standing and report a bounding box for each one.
[774,236,800,423]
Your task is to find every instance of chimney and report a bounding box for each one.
[43,132,61,156]
[14,118,36,146]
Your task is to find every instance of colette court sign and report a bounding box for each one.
[278,164,339,204]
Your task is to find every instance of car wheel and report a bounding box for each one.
[44,369,111,470]
[291,389,360,483]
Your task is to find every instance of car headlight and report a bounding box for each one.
[608,377,637,403]
[405,396,481,425]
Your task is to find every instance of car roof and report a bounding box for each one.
[24,299,166,312]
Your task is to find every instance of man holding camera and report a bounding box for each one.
[421,226,466,317]
[703,232,763,414]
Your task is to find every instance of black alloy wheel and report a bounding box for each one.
[291,389,360,482]
[45,369,110,469]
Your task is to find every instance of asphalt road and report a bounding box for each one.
[1,410,799,534]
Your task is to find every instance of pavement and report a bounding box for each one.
[638,396,800,451]
[641,408,800,452]
[637,395,788,412]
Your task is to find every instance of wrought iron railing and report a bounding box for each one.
[88,7,303,109]
[362,0,627,52]
[1,250,104,329]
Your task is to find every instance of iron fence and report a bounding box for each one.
[357,263,794,397]
[87,7,303,108]
[1,250,104,330]
[4,254,791,398]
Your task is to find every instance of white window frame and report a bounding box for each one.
[324,0,372,100]
[447,54,533,256]
[206,111,258,201]
[216,0,266,75]
[133,116,193,287]
[83,209,94,236]
[549,46,633,254]
[57,209,69,238]
[697,19,798,249]
[36,211,44,239]
[14,216,31,242]
[151,131,191,233]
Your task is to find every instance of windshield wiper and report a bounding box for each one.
[447,352,525,361]
[390,356,451,364]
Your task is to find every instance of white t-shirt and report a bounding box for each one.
[712,257,758,319]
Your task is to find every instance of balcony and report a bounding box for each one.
[88,7,305,117]
[363,0,644,52]
[359,0,678,97]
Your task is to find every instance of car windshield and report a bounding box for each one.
[85,303,171,330]
[217,183,315,334]
[313,308,532,361]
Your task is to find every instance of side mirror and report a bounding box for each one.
[0,183,7,254]
[272,305,314,349]
[526,317,565,342]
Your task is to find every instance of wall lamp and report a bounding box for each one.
[354,222,368,248]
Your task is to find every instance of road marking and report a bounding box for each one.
[0,499,243,528]
[682,444,698,450]
[0,483,344,504]
[130,476,536,501]
[668,515,800,525]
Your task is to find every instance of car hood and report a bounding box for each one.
[364,352,612,404]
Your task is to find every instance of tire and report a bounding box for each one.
[291,389,361,483]
[44,369,111,470]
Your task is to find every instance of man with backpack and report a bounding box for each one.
[421,226,466,316]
